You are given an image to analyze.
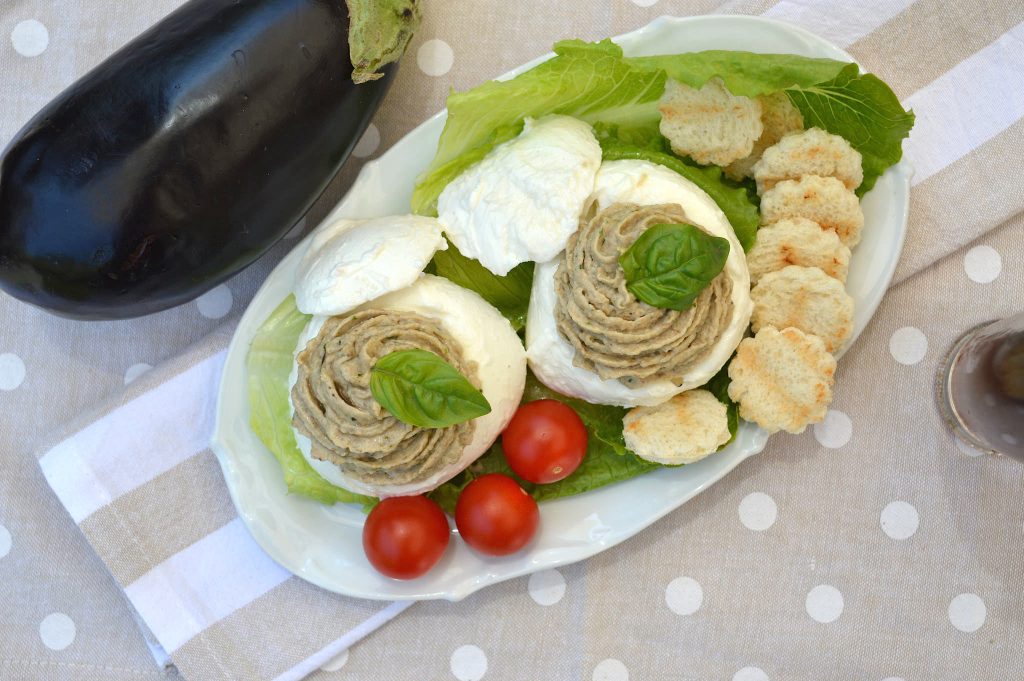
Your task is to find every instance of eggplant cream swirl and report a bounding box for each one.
[291,308,478,486]
[554,199,734,387]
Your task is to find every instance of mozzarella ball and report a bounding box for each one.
[526,160,753,407]
[437,115,601,276]
[291,274,526,497]
[294,214,446,317]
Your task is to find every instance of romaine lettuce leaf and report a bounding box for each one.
[429,373,661,514]
[705,362,739,448]
[411,39,666,215]
[246,295,376,508]
[430,241,534,331]
[626,50,847,98]
[785,63,915,195]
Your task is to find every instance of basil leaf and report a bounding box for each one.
[704,362,739,448]
[784,63,915,195]
[430,240,533,331]
[619,223,731,310]
[597,129,760,251]
[370,349,491,428]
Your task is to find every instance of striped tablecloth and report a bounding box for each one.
[1,1,1022,679]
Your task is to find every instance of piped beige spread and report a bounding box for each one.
[554,200,734,387]
[291,308,478,485]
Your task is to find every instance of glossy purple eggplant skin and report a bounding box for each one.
[0,0,394,319]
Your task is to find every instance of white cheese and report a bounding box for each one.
[526,159,753,407]
[293,214,446,317]
[437,115,601,276]
[290,274,526,498]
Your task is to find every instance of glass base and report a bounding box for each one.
[937,322,998,456]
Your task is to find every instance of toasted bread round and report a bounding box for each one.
[750,265,854,353]
[658,77,763,167]
[753,127,863,195]
[747,218,851,285]
[623,389,731,464]
[760,175,864,248]
[725,92,804,181]
[728,326,836,434]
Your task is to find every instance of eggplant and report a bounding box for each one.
[0,0,397,319]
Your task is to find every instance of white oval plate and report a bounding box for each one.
[212,14,911,601]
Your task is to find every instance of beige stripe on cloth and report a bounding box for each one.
[33,326,408,680]
[849,0,1023,96]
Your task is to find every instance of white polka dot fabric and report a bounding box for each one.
[1,1,1023,680]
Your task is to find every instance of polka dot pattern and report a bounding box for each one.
[0,523,11,559]
[320,648,349,672]
[450,645,487,681]
[733,668,770,681]
[40,613,76,650]
[11,19,49,57]
[418,39,454,77]
[814,410,852,449]
[593,658,629,681]
[0,354,26,391]
[738,492,777,531]
[528,568,566,606]
[123,363,153,386]
[805,585,844,623]
[880,501,919,540]
[963,245,1002,283]
[949,593,986,632]
[889,327,928,365]
[353,123,381,158]
[665,576,703,616]
[196,285,233,319]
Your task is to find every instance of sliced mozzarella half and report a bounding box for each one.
[437,115,601,276]
[526,159,753,407]
[291,274,526,498]
[294,214,446,317]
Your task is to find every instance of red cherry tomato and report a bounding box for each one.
[455,474,540,556]
[502,399,588,484]
[362,496,450,580]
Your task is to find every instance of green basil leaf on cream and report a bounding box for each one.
[371,349,491,428]
[619,223,730,311]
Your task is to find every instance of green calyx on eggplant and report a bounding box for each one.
[0,0,419,320]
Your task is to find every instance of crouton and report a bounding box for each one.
[753,127,863,194]
[750,265,854,354]
[760,175,864,248]
[658,77,763,167]
[623,389,730,464]
[728,326,836,434]
[725,92,805,181]
[746,218,851,285]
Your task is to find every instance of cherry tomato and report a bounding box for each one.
[455,473,539,556]
[362,496,450,580]
[502,399,588,484]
